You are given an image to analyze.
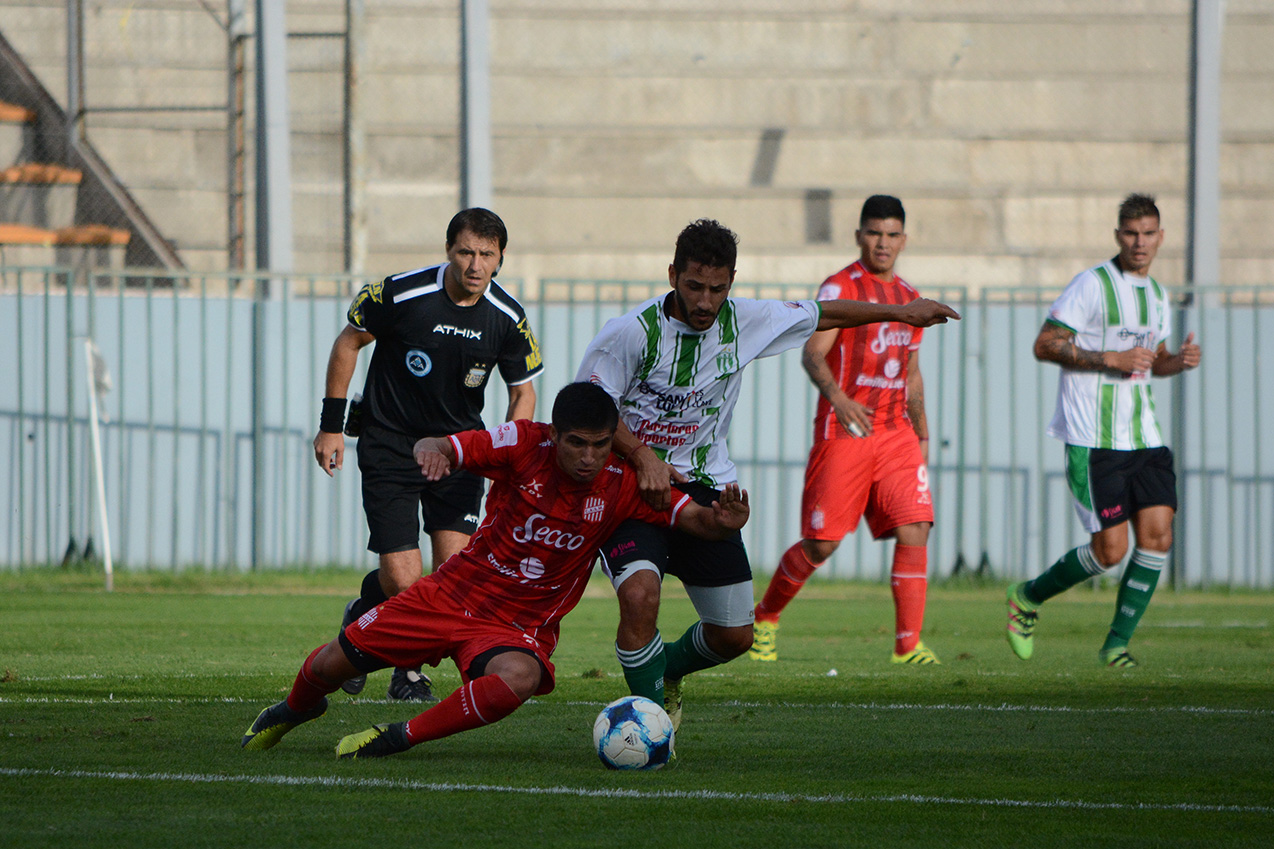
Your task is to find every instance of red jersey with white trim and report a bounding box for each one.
[813,261,923,442]
[435,419,689,653]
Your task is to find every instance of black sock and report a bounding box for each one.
[351,569,389,618]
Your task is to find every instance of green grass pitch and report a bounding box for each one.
[1,570,1271,848]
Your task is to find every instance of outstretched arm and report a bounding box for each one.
[817,298,959,331]
[673,483,749,540]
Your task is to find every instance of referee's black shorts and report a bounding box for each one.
[356,424,483,554]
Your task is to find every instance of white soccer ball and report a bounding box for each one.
[592,695,675,770]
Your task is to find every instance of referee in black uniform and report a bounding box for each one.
[314,208,544,701]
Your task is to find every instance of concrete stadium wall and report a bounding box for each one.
[1,1,1272,288]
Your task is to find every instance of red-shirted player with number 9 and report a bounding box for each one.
[751,195,940,666]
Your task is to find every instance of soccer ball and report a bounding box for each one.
[592,695,675,770]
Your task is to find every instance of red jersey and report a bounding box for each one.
[434,420,690,653]
[813,261,923,442]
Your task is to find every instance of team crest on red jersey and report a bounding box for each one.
[583,496,606,523]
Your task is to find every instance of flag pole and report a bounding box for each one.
[84,339,114,591]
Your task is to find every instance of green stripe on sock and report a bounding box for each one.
[664,622,725,680]
[1102,550,1165,651]
[618,635,666,703]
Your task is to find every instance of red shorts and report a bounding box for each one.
[342,576,558,696]
[801,427,934,541]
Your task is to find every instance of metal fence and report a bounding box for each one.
[2,266,1272,588]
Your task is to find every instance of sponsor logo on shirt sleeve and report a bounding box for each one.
[518,318,543,371]
[489,421,519,447]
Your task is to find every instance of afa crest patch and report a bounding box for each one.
[464,366,488,388]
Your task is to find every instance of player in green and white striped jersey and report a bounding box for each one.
[578,219,959,724]
[1007,194,1202,668]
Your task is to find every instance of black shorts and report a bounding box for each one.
[598,481,750,588]
[357,424,483,554]
[1067,445,1177,532]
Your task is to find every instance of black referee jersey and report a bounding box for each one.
[347,263,543,437]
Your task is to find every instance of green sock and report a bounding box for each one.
[616,634,665,703]
[664,622,731,680]
[1025,544,1104,605]
[1102,548,1166,652]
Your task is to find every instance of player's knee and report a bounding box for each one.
[312,641,355,686]
[616,569,661,623]
[1090,539,1127,569]
[1137,529,1173,553]
[707,624,755,660]
[802,538,838,564]
[489,656,541,701]
[379,550,424,595]
[721,628,756,659]
[498,668,539,702]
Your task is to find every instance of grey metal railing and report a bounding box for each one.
[2,267,1271,588]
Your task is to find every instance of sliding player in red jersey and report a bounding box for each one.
[751,195,940,665]
[242,382,749,759]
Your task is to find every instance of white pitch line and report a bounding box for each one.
[0,767,1269,816]
[557,699,1273,717]
[3,695,1270,717]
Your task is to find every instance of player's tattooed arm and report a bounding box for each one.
[1033,321,1155,375]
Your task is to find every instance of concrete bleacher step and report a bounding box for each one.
[0,221,130,246]
[1,161,82,184]
[0,221,130,268]
[0,99,34,164]
[0,162,82,227]
[0,104,129,263]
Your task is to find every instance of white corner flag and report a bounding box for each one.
[84,339,114,591]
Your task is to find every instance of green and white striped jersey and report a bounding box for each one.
[1045,259,1172,450]
[577,294,820,486]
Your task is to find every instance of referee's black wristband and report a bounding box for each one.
[320,397,348,433]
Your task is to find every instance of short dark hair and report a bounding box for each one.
[552,382,619,434]
[1118,193,1160,224]
[672,219,738,274]
[860,194,905,227]
[446,208,508,251]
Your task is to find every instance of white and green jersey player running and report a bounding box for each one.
[576,218,959,725]
[1007,193,1202,668]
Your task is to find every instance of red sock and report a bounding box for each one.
[286,645,339,713]
[756,542,821,623]
[404,675,524,745]
[891,544,928,655]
